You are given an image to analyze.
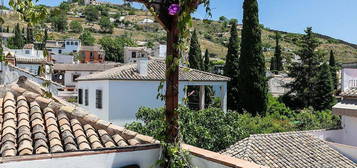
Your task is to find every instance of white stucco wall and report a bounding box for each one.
[190,155,231,168]
[78,80,227,126]
[65,71,93,87]
[0,148,161,168]
[341,115,357,147]
[342,68,357,91]
[77,80,110,121]
[328,142,357,163]
[17,64,40,75]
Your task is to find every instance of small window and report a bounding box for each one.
[90,52,94,61]
[75,42,78,46]
[59,50,62,54]
[25,50,30,54]
[66,42,70,45]
[132,52,136,58]
[85,89,89,106]
[71,41,74,45]
[96,89,102,109]
[78,89,83,104]
[72,74,80,82]
[73,50,77,53]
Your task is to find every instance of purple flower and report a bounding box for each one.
[168,4,180,15]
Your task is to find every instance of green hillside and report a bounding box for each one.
[3,2,357,64]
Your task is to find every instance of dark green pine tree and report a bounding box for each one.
[284,27,321,109]
[11,23,25,49]
[187,29,203,109]
[203,49,213,106]
[223,21,240,111]
[188,29,203,70]
[26,26,34,44]
[274,32,283,72]
[329,50,338,90]
[270,56,277,73]
[237,0,268,115]
[314,63,335,110]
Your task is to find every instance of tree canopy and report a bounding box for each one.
[79,31,96,46]
[99,36,135,62]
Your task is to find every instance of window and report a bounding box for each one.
[71,41,74,45]
[132,52,137,58]
[78,89,83,104]
[75,42,78,46]
[72,74,80,82]
[59,50,62,54]
[85,89,89,106]
[90,52,94,61]
[73,50,77,53]
[96,89,102,109]
[66,42,70,45]
[25,50,30,54]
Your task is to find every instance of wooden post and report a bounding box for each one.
[199,85,205,110]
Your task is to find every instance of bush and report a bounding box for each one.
[126,96,341,152]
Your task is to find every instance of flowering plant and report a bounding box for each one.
[168,4,180,15]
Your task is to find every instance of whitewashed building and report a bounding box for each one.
[268,73,293,97]
[77,59,229,126]
[52,63,120,91]
[123,47,150,63]
[46,39,81,55]
[0,79,264,168]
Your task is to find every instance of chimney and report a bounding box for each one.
[137,58,148,76]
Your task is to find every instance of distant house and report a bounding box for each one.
[0,32,14,44]
[267,73,293,97]
[79,46,105,63]
[52,54,74,64]
[153,44,166,58]
[52,63,120,91]
[77,59,229,126]
[46,39,81,55]
[139,18,154,24]
[221,131,356,168]
[123,47,150,63]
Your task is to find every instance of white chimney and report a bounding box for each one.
[137,58,149,76]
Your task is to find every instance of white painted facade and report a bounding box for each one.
[78,80,227,126]
[52,54,74,64]
[123,47,150,63]
[47,39,81,55]
[153,44,167,58]
[9,48,43,59]
[64,71,93,87]
[342,68,357,92]
[1,148,160,168]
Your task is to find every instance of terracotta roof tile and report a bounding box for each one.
[0,84,158,161]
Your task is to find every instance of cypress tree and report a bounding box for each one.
[274,32,283,72]
[188,29,203,70]
[270,56,276,73]
[26,26,33,44]
[284,27,321,109]
[187,29,203,109]
[6,26,9,33]
[223,21,240,111]
[329,50,338,90]
[203,49,213,106]
[11,23,25,49]
[314,63,335,110]
[204,49,210,71]
[237,0,268,115]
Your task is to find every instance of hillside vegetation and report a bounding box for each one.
[3,2,357,64]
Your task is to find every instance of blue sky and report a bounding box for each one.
[4,0,357,44]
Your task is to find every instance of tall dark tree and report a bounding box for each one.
[270,56,277,72]
[224,21,240,111]
[314,63,335,110]
[188,29,203,70]
[204,49,210,71]
[237,0,268,115]
[8,23,25,49]
[6,26,9,33]
[329,50,338,90]
[284,27,321,109]
[203,49,213,106]
[274,32,283,72]
[26,26,33,44]
[188,29,203,110]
